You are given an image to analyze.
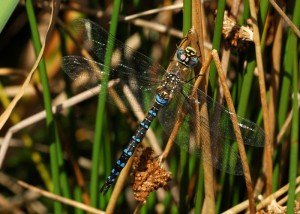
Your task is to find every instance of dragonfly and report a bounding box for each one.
[62,19,265,194]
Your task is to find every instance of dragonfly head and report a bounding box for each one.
[176,46,199,68]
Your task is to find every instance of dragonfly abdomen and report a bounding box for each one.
[100,95,168,194]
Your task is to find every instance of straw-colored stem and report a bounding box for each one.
[18,180,104,214]
[248,0,272,195]
[269,0,300,38]
[212,50,255,214]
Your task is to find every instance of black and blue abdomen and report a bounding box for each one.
[100,95,168,194]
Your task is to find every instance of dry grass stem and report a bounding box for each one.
[190,53,214,213]
[269,0,300,38]
[130,18,183,38]
[133,202,143,214]
[191,5,216,210]
[0,2,56,130]
[105,151,136,214]
[277,185,300,206]
[0,82,118,168]
[124,3,183,21]
[268,15,283,151]
[224,176,300,213]
[0,68,26,76]
[200,103,215,214]
[212,50,255,214]
[222,200,250,214]
[18,180,104,214]
[276,99,300,145]
[130,18,213,51]
[3,85,36,97]
[248,0,272,196]
[256,176,300,210]
[62,4,104,18]
[192,0,205,60]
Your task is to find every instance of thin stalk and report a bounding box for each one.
[249,0,272,195]
[258,0,270,30]
[287,1,300,212]
[179,1,191,213]
[0,83,53,190]
[25,0,69,212]
[74,187,84,214]
[287,41,299,213]
[183,0,192,34]
[278,50,291,129]
[212,50,255,214]
[277,7,299,212]
[209,1,225,90]
[195,162,204,213]
[90,0,122,207]
[207,4,225,212]
[191,2,212,212]
[270,8,284,192]
[236,61,255,122]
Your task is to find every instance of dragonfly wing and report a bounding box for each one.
[158,83,265,175]
[157,91,243,174]
[189,87,265,147]
[70,18,166,81]
[62,55,160,112]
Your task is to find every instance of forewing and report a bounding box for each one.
[71,18,166,82]
[62,56,160,112]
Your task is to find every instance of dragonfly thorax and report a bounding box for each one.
[156,73,181,101]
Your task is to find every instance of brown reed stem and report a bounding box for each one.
[248,0,272,196]
[212,50,255,214]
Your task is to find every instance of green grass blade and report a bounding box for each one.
[209,2,225,90]
[25,0,70,212]
[287,1,300,212]
[287,39,299,212]
[258,0,270,30]
[179,1,192,213]
[90,0,122,207]
[195,162,204,213]
[0,0,18,33]
[183,0,192,34]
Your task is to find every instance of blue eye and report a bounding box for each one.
[176,47,199,67]
[188,57,198,67]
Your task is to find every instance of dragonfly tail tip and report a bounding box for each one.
[99,183,111,195]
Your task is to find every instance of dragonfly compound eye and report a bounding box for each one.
[176,49,187,61]
[176,47,198,68]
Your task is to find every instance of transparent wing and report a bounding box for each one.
[62,56,161,111]
[190,87,265,146]
[70,18,166,81]
[158,83,265,175]
[62,18,169,111]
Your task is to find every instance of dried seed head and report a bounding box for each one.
[131,147,172,203]
[222,11,253,51]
